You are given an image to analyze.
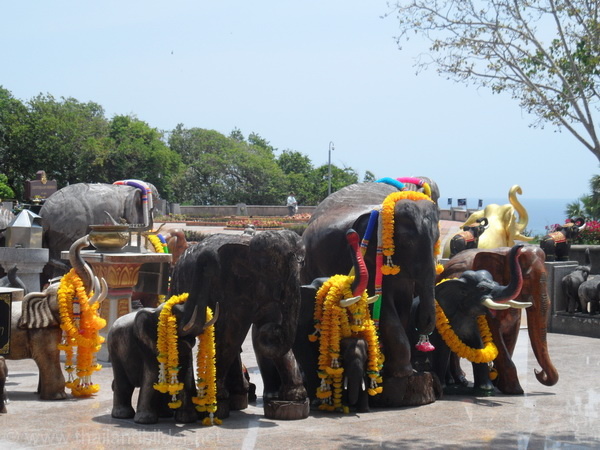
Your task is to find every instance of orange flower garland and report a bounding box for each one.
[311,275,384,413]
[434,280,498,364]
[147,233,168,303]
[57,269,106,397]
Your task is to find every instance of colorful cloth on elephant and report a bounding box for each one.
[549,231,567,244]
[457,231,475,243]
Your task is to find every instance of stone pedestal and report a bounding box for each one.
[0,247,49,293]
[545,261,579,314]
[61,250,172,361]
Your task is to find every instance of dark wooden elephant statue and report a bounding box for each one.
[449,218,488,258]
[4,236,107,400]
[302,180,441,407]
[107,294,218,424]
[170,230,308,420]
[439,245,559,394]
[418,245,529,395]
[39,181,157,279]
[540,218,586,262]
[562,249,591,313]
[0,356,6,413]
[339,337,370,412]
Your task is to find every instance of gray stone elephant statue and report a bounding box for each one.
[415,245,530,396]
[578,277,600,315]
[39,181,157,279]
[107,291,219,424]
[4,236,107,400]
[169,230,308,420]
[562,248,591,313]
[301,180,442,407]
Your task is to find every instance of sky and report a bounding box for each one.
[1,1,598,203]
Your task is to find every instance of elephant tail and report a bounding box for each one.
[509,185,532,241]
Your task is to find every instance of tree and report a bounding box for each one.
[0,87,28,198]
[566,174,600,219]
[363,170,377,182]
[389,1,600,162]
[0,173,14,200]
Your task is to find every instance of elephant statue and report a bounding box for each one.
[295,229,380,413]
[169,230,308,420]
[577,277,600,315]
[301,181,441,407]
[4,235,107,400]
[0,266,26,291]
[107,293,218,424]
[450,185,533,256]
[540,218,586,262]
[39,181,157,279]
[419,245,530,396]
[438,245,559,394]
[562,249,591,313]
[449,218,488,258]
[0,356,6,413]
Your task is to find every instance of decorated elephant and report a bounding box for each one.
[419,245,530,395]
[457,185,533,252]
[295,229,381,413]
[448,218,488,258]
[4,236,107,400]
[107,290,218,424]
[302,181,441,407]
[39,181,156,278]
[577,277,600,315]
[562,249,591,313]
[438,245,559,394]
[540,218,586,262]
[169,230,308,420]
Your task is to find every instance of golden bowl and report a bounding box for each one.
[88,225,130,252]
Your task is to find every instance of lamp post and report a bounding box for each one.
[328,141,334,196]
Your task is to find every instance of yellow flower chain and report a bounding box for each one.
[311,275,384,413]
[153,294,221,425]
[57,269,106,397]
[434,280,498,363]
[380,190,443,275]
[147,233,168,303]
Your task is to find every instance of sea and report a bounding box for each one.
[444,197,574,237]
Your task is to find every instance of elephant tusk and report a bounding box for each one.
[361,378,366,391]
[344,377,348,390]
[182,304,199,333]
[340,296,361,307]
[508,299,533,309]
[203,303,220,330]
[89,277,108,304]
[366,295,379,304]
[482,298,511,310]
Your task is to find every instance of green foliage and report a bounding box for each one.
[0,173,14,199]
[565,174,600,220]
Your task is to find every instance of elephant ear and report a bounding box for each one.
[133,308,159,353]
[472,250,511,285]
[18,284,60,329]
[218,242,252,277]
[435,278,470,319]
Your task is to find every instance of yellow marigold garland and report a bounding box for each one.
[57,269,106,397]
[153,294,221,425]
[434,279,498,364]
[311,275,384,413]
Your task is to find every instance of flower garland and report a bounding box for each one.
[434,280,498,364]
[310,274,384,413]
[192,306,221,426]
[153,294,221,426]
[57,269,106,397]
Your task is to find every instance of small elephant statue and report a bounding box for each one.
[418,245,530,395]
[540,218,586,262]
[578,277,600,315]
[0,356,7,413]
[4,236,106,400]
[339,337,370,413]
[562,249,591,313]
[449,218,488,258]
[108,299,218,424]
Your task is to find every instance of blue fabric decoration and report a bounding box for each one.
[376,177,404,190]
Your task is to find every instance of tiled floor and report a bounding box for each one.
[2,330,599,449]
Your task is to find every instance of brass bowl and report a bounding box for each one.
[88,225,130,252]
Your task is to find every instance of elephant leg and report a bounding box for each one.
[134,366,162,424]
[488,315,524,395]
[173,355,199,424]
[225,352,249,410]
[0,357,6,414]
[270,348,307,402]
[471,362,495,395]
[30,329,67,400]
[110,369,136,420]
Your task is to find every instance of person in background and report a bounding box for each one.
[286,192,298,216]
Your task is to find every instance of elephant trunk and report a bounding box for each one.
[68,235,94,294]
[491,245,524,303]
[346,229,368,296]
[509,185,529,238]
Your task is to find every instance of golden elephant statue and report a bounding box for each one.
[443,185,532,257]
